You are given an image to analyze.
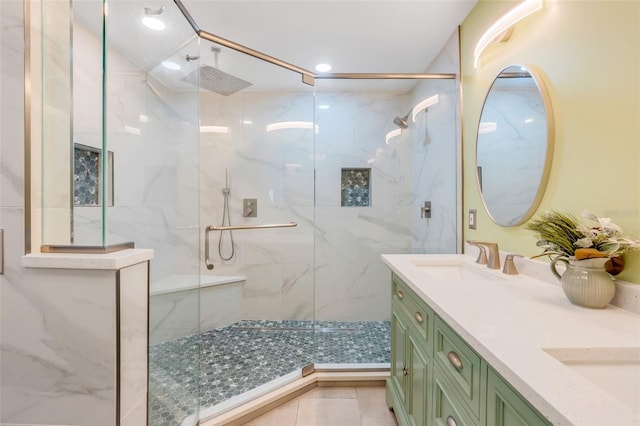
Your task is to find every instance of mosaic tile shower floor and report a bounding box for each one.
[149,320,390,426]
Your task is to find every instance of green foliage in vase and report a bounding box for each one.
[526,211,583,258]
[526,210,640,259]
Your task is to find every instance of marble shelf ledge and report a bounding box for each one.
[22,248,154,270]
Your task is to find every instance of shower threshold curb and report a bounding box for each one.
[198,370,390,426]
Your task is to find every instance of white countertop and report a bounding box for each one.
[381,254,640,426]
[22,249,154,270]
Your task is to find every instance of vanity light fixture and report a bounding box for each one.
[411,94,439,122]
[242,120,253,125]
[318,104,330,110]
[385,128,402,144]
[473,0,542,68]
[266,121,319,134]
[142,5,166,31]
[200,126,230,134]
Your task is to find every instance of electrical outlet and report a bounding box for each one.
[469,209,477,230]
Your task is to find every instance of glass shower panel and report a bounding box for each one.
[104,1,201,425]
[197,39,315,420]
[313,77,458,367]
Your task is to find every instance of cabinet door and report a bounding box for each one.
[486,368,549,426]
[391,306,409,405]
[408,332,430,426]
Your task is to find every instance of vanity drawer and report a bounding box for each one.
[433,365,477,426]
[434,316,482,419]
[392,274,433,346]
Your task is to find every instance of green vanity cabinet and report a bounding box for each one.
[486,368,548,426]
[387,274,434,426]
[387,274,550,426]
[390,306,409,413]
[408,332,431,426]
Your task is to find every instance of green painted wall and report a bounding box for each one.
[461,0,640,283]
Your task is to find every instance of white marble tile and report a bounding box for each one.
[1,268,117,425]
[198,84,458,322]
[119,262,149,422]
[150,288,200,345]
[280,263,314,321]
[241,264,285,320]
[0,0,25,209]
[200,281,244,332]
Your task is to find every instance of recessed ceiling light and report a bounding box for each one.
[315,63,332,73]
[161,61,180,70]
[318,104,330,110]
[142,16,165,31]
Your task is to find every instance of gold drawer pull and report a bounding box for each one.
[414,312,424,324]
[446,415,458,426]
[447,351,463,370]
[396,290,404,300]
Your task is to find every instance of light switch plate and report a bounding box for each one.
[469,209,477,230]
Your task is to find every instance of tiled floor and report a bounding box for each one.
[243,386,398,426]
[149,320,391,425]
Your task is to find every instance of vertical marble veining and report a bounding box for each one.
[200,58,460,322]
[119,262,149,425]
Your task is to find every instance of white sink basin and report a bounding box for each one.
[409,259,505,282]
[544,347,640,411]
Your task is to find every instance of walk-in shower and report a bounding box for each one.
[60,0,462,424]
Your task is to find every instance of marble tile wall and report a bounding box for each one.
[200,61,460,322]
[0,2,189,423]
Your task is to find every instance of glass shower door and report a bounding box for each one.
[103,1,202,425]
[196,40,316,419]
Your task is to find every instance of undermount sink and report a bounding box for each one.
[544,347,640,411]
[409,259,505,282]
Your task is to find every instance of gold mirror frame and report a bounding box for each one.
[475,64,554,227]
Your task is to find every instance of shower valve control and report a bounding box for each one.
[243,199,257,217]
[421,201,432,219]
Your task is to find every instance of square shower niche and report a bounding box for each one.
[73,144,114,206]
[341,168,371,207]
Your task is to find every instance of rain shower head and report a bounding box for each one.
[180,47,252,96]
[393,114,409,129]
[181,65,252,96]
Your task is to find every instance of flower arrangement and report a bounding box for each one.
[526,210,640,266]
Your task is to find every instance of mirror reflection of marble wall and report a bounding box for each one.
[476,65,553,226]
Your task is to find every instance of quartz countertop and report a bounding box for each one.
[381,254,640,426]
[22,248,154,270]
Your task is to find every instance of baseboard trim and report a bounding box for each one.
[199,370,390,426]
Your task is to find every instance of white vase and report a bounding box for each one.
[550,257,615,309]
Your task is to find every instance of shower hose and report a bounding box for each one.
[218,186,235,261]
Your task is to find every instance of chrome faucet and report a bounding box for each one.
[468,241,500,270]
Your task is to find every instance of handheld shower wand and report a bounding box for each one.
[218,169,235,261]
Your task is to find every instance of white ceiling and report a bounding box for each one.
[78,0,478,92]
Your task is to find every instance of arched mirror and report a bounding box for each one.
[476,64,554,226]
